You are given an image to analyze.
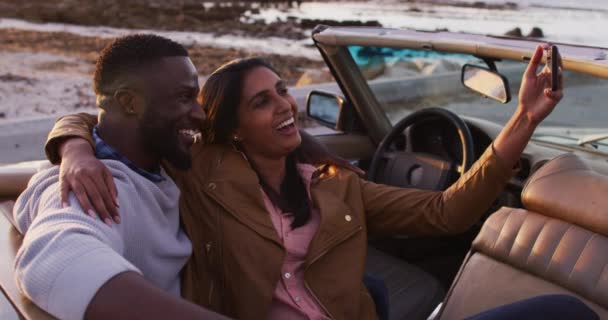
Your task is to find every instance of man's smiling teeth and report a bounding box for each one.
[276,117,294,130]
[179,129,202,143]
[179,129,199,136]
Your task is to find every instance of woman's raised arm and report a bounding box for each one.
[363,44,563,236]
[45,113,120,225]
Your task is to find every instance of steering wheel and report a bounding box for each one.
[368,108,475,191]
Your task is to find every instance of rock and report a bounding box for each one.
[300,18,382,29]
[0,73,35,85]
[422,59,461,75]
[359,56,387,80]
[527,27,544,38]
[505,27,523,37]
[295,68,334,86]
[412,59,429,72]
[472,2,487,9]
[379,60,420,79]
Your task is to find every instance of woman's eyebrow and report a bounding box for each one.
[247,79,285,105]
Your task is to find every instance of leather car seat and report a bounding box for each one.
[437,153,608,319]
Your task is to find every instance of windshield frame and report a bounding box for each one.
[312,27,608,155]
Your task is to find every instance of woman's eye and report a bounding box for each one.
[278,87,289,95]
[253,97,268,108]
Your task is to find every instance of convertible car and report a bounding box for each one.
[1,25,608,319]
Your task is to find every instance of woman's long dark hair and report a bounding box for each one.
[199,57,362,229]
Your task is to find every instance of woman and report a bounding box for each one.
[45,45,584,320]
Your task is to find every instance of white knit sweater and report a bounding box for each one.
[13,160,192,320]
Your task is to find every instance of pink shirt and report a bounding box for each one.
[262,164,331,320]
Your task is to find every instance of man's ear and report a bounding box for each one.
[114,89,143,116]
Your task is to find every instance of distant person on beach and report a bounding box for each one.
[12,34,227,320]
[42,44,597,320]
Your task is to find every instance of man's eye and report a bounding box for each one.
[278,87,289,95]
[179,93,195,101]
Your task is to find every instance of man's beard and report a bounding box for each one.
[138,113,192,171]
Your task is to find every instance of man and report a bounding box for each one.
[13,34,227,320]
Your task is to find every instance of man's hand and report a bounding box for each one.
[59,138,120,225]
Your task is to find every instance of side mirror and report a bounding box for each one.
[306,90,344,130]
[461,64,511,104]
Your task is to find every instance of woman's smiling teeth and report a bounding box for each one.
[276,117,295,131]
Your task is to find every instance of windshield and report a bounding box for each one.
[348,45,608,149]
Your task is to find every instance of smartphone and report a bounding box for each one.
[550,45,560,91]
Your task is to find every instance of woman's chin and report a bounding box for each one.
[280,133,302,155]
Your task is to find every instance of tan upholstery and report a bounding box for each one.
[1,200,56,319]
[522,153,608,236]
[438,251,607,319]
[474,208,608,307]
[439,154,608,319]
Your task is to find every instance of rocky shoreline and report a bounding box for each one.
[0,0,385,40]
[0,27,328,122]
[0,28,325,84]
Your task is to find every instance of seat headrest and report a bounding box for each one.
[522,153,608,236]
[0,160,49,198]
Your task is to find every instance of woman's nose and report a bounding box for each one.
[190,102,206,121]
[276,95,293,113]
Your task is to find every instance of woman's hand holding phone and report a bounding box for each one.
[550,45,561,91]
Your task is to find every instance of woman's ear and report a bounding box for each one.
[232,132,243,142]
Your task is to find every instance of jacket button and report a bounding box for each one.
[345,215,352,222]
[208,183,216,190]
[284,272,291,279]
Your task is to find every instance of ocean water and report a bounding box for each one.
[456,0,608,10]
[247,0,608,47]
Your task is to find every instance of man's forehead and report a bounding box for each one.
[144,56,198,86]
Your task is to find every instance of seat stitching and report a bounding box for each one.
[524,215,546,268]
[507,213,528,258]
[545,224,572,275]
[507,212,530,262]
[567,233,595,283]
[490,209,514,252]
[592,263,608,292]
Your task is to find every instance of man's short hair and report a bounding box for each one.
[93,34,189,95]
